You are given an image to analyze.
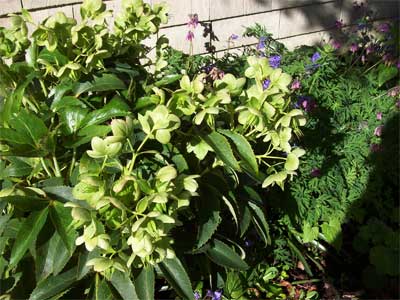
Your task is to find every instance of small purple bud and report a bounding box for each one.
[262,79,271,90]
[331,40,341,50]
[377,23,390,33]
[187,14,199,29]
[370,143,382,152]
[376,112,382,120]
[230,33,239,40]
[350,43,358,53]
[366,45,374,55]
[257,36,267,50]
[335,19,344,29]
[186,31,195,41]
[310,168,321,177]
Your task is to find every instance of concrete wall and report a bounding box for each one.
[0,0,398,54]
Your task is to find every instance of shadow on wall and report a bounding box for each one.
[201,0,399,53]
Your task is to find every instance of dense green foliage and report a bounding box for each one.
[0,1,306,299]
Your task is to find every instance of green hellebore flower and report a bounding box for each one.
[87,136,122,158]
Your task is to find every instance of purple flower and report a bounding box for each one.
[366,45,374,55]
[206,290,223,300]
[297,96,316,112]
[186,31,195,41]
[377,23,390,33]
[291,79,301,90]
[257,36,267,50]
[194,291,201,300]
[262,79,271,90]
[311,52,321,63]
[335,19,344,29]
[376,112,382,120]
[187,14,199,29]
[397,60,400,69]
[269,55,281,69]
[310,168,321,177]
[374,125,383,137]
[331,40,341,50]
[350,43,358,53]
[230,33,239,40]
[396,100,400,108]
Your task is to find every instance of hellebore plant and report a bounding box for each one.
[0,0,306,298]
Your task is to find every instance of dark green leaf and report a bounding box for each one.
[73,74,126,97]
[206,239,249,270]
[219,129,258,174]
[196,184,221,249]
[0,128,30,145]
[135,265,154,300]
[9,208,49,269]
[109,270,139,300]
[1,157,32,177]
[0,195,48,211]
[287,239,313,276]
[29,266,79,300]
[1,72,36,125]
[59,107,88,134]
[159,257,193,300]
[154,74,181,87]
[81,97,130,128]
[76,248,100,280]
[9,110,48,146]
[248,201,271,246]
[35,231,77,282]
[0,214,11,236]
[49,203,75,254]
[203,131,241,171]
[52,96,87,112]
[43,186,75,203]
[239,204,251,238]
[49,80,74,108]
[68,125,111,148]
[94,277,113,300]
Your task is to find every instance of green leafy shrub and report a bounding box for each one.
[0,1,306,299]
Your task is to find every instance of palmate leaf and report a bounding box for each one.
[9,207,49,269]
[159,257,193,300]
